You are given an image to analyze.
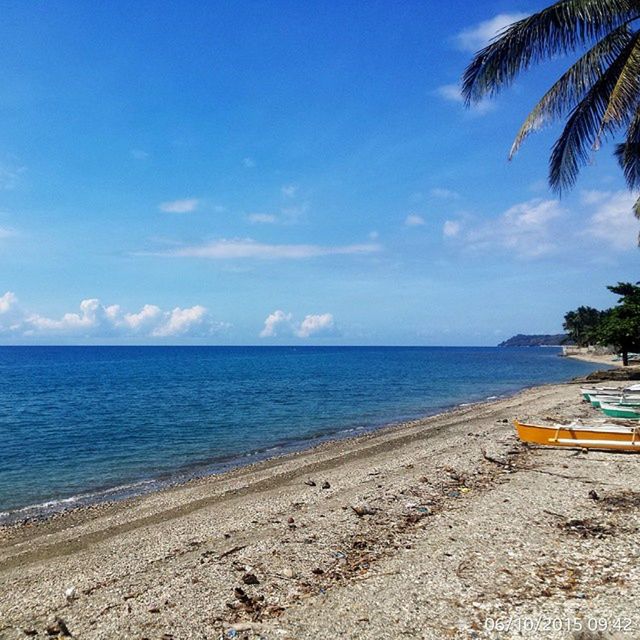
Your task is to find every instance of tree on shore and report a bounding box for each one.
[596,282,640,366]
[462,1,640,225]
[563,305,606,346]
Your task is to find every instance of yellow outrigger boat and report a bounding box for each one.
[514,419,640,452]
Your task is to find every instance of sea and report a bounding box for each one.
[0,346,599,522]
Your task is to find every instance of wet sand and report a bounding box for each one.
[1,377,639,639]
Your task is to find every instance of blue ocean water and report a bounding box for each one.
[0,346,598,520]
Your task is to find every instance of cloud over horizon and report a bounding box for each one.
[0,293,224,339]
[259,310,337,339]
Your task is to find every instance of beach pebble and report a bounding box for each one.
[282,567,294,578]
[321,481,331,489]
[351,503,376,516]
[64,586,77,601]
[242,572,260,585]
[147,603,161,613]
[46,618,72,637]
[304,479,316,487]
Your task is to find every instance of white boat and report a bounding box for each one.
[589,393,640,408]
[581,383,640,402]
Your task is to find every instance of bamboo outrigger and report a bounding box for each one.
[514,419,640,452]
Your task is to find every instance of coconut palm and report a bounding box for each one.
[462,0,640,218]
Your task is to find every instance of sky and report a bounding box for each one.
[0,0,638,345]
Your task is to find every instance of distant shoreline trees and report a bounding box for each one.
[564,282,640,366]
[562,306,607,348]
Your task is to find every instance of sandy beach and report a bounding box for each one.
[2,371,640,640]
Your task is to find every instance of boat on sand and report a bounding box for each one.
[599,402,640,420]
[581,384,640,401]
[514,419,640,451]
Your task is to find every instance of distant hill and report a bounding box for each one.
[497,334,571,347]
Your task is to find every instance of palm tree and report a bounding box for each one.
[462,0,640,219]
[563,305,606,346]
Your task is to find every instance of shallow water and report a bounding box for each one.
[0,346,598,519]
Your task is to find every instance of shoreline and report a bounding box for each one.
[0,369,590,527]
[564,351,623,368]
[0,391,509,528]
[4,373,640,639]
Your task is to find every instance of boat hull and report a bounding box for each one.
[600,403,640,420]
[514,419,640,451]
[589,395,640,408]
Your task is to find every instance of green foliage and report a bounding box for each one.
[562,305,606,346]
[596,282,640,365]
[462,0,640,222]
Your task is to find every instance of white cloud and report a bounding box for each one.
[434,84,464,104]
[368,230,379,240]
[28,298,104,332]
[157,238,381,260]
[281,185,297,198]
[122,304,162,330]
[297,313,336,338]
[433,84,494,114]
[0,291,17,314]
[243,157,256,168]
[0,296,223,339]
[430,188,460,200]
[159,198,199,213]
[461,198,565,257]
[247,213,278,224]
[581,190,610,205]
[259,310,294,338]
[447,193,639,257]
[259,310,337,339]
[443,220,461,238]
[0,226,15,239]
[405,214,425,227]
[584,190,640,251]
[455,13,529,52]
[152,305,207,337]
[130,149,149,160]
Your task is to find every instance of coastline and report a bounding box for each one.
[3,374,640,639]
[564,351,623,368]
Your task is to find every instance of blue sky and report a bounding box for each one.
[0,0,637,345]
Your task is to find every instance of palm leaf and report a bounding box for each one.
[549,33,640,192]
[613,95,640,192]
[462,0,639,105]
[510,25,633,158]
[601,39,640,132]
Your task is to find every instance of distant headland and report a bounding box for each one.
[497,334,571,347]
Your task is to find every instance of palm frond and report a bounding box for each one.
[549,33,640,192]
[613,101,640,189]
[634,196,640,221]
[510,25,633,158]
[601,39,640,133]
[462,0,639,105]
[615,141,640,190]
